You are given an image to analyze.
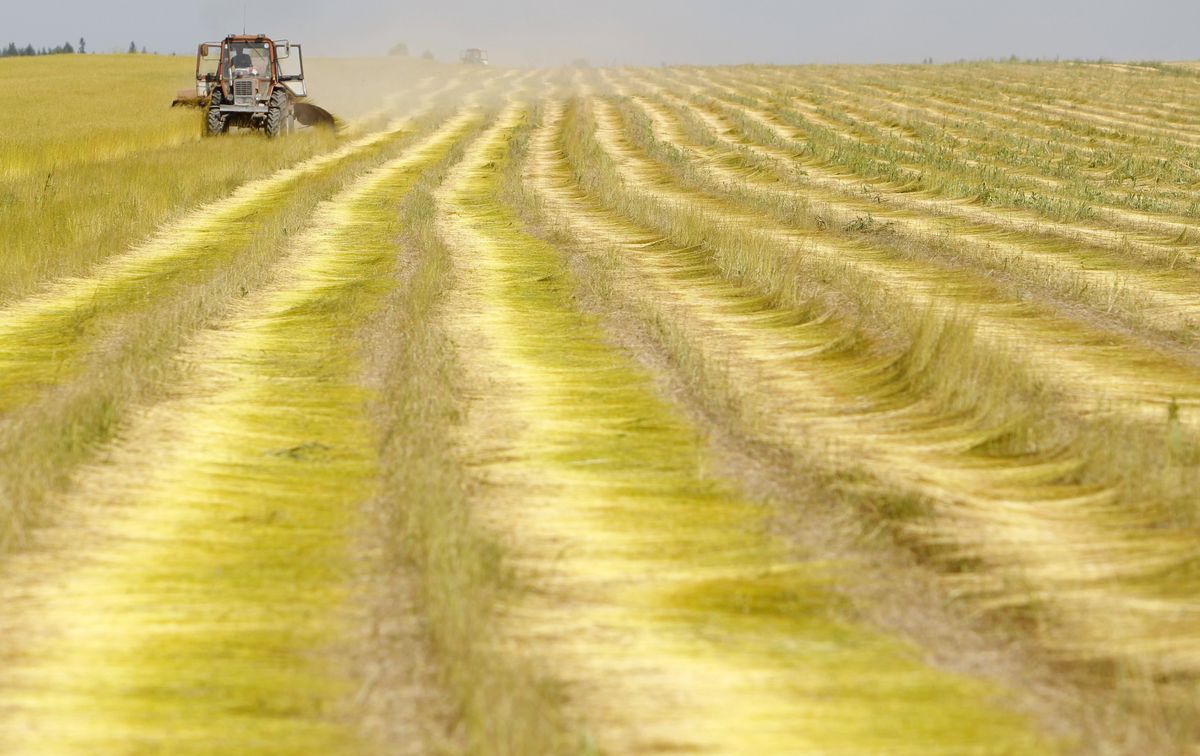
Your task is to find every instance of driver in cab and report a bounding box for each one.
[228,46,264,77]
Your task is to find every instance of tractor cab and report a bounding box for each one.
[194,36,306,104]
[225,40,272,92]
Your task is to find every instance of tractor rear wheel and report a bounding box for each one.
[265,90,290,139]
[205,95,228,137]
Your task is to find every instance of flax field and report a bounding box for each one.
[3,53,1200,754]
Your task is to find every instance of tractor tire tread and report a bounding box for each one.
[205,93,228,137]
[265,90,290,139]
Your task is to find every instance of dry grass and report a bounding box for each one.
[551,94,1200,747]
[618,81,1200,349]
[0,115,447,557]
[0,104,480,755]
[363,109,587,755]
[433,102,1059,755]
[0,55,341,303]
[7,54,1200,754]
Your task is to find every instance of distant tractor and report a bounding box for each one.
[172,34,336,137]
[461,48,489,66]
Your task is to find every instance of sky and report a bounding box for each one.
[5,0,1200,66]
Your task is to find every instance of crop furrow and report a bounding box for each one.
[0,109,480,754]
[947,73,1200,145]
[852,74,1200,179]
[643,70,1162,224]
[703,70,1200,245]
[588,95,1200,433]
[541,97,1200,716]
[433,100,1059,755]
[336,73,451,134]
[741,67,1200,194]
[707,69,1200,258]
[753,65,1200,144]
[621,86,1200,347]
[0,120,421,413]
[685,82,1200,325]
[737,77,1103,195]
[0,111,475,556]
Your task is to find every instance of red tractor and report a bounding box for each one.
[173,34,335,137]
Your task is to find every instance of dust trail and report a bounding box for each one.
[346,66,515,134]
[0,119,418,414]
[0,110,480,754]
[340,74,448,134]
[542,99,1200,682]
[435,102,1057,754]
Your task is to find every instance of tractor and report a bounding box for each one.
[172,34,336,137]
[461,48,489,66]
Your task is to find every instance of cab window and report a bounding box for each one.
[226,43,271,77]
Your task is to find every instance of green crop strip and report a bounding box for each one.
[0,121,417,415]
[0,111,481,754]
[541,97,1200,736]
[703,68,1200,240]
[621,88,1200,347]
[685,75,1200,260]
[774,75,1194,208]
[588,96,1200,436]
[436,103,1057,754]
[0,115,465,556]
[365,109,588,755]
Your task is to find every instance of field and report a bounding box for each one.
[3,53,1200,753]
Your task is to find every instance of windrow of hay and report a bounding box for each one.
[0,118,418,413]
[587,95,1200,435]
[432,102,1058,754]
[362,103,590,755]
[691,65,1200,261]
[0,113,457,556]
[706,65,1200,217]
[0,109,481,754]
[546,95,1200,742]
[616,78,1200,348]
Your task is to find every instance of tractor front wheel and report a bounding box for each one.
[205,95,228,137]
[265,90,291,139]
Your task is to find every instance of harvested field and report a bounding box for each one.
[4,55,1200,753]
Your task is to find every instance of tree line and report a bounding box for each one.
[1,38,152,57]
[2,38,85,57]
